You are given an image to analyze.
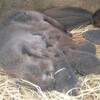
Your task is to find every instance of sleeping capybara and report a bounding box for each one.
[60,46,100,76]
[42,27,96,54]
[44,7,100,30]
[0,9,81,95]
[44,7,92,31]
[0,9,100,95]
[47,47,80,95]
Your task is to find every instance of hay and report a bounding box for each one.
[0,69,75,100]
[0,69,100,100]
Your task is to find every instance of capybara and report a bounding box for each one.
[0,9,99,95]
[0,9,81,95]
[44,7,100,30]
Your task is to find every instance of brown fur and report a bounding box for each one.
[60,47,100,75]
[0,10,99,95]
[44,7,100,31]
[0,10,80,95]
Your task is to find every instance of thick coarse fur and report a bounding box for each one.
[60,47,100,76]
[77,40,96,54]
[0,9,80,95]
[44,7,92,31]
[44,7,100,31]
[0,9,100,95]
[47,47,80,95]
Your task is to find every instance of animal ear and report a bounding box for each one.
[44,7,92,31]
[82,30,100,44]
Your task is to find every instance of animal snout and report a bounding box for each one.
[68,81,81,96]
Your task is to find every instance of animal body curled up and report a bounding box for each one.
[0,9,100,96]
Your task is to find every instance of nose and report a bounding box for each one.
[68,81,81,96]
